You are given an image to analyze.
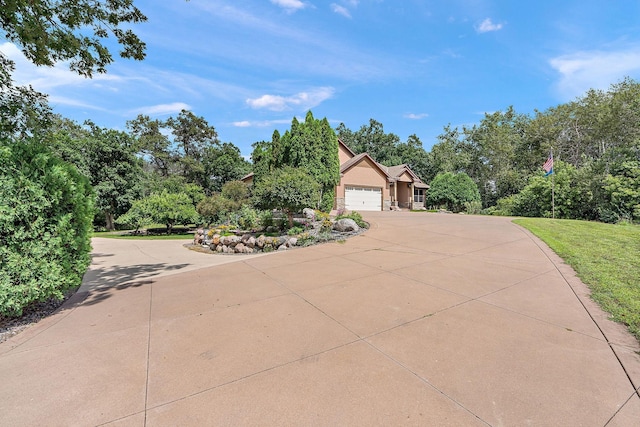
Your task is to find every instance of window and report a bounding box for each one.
[414,188,424,203]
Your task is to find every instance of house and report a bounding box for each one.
[242,139,429,212]
[335,139,428,211]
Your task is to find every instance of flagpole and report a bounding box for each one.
[551,149,555,219]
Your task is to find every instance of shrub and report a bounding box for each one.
[427,172,481,213]
[252,166,321,228]
[464,200,483,215]
[287,225,304,236]
[296,232,316,247]
[237,205,260,230]
[197,194,231,226]
[259,210,274,229]
[0,141,94,317]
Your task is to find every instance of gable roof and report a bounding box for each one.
[385,164,421,182]
[340,152,390,179]
[338,141,429,187]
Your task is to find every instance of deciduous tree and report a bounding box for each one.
[0,0,147,77]
[252,166,321,227]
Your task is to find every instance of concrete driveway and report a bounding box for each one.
[1,212,639,426]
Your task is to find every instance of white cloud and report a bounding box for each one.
[475,18,503,33]
[331,4,351,18]
[404,113,429,120]
[232,119,296,128]
[131,102,192,116]
[246,87,335,111]
[48,96,109,110]
[0,42,121,91]
[549,49,640,99]
[271,0,307,12]
[232,121,252,127]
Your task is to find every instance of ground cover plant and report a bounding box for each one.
[93,230,193,240]
[515,218,640,341]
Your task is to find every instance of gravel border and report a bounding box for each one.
[0,289,78,344]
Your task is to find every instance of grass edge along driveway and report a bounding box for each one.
[515,218,640,343]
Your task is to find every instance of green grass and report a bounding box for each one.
[514,218,640,341]
[92,227,193,240]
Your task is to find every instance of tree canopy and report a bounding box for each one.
[0,0,147,77]
[252,111,339,211]
[252,166,321,227]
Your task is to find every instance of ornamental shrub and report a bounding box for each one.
[427,172,481,213]
[0,140,94,317]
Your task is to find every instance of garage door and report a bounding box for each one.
[345,186,382,211]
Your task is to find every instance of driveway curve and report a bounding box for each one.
[1,212,639,426]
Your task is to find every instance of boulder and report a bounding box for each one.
[246,236,256,248]
[333,218,359,232]
[287,237,298,247]
[235,243,246,253]
[277,245,288,251]
[302,208,316,220]
[223,235,240,246]
[194,228,205,245]
[256,235,266,248]
[241,234,252,244]
[212,234,221,245]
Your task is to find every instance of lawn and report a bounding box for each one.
[514,218,640,342]
[93,226,193,240]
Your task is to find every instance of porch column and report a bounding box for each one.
[410,183,414,209]
[393,181,398,206]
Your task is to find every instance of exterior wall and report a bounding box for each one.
[336,158,390,211]
[338,143,354,165]
[397,182,412,208]
[395,172,420,208]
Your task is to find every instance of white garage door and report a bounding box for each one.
[345,186,382,211]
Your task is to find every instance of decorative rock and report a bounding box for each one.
[256,235,266,248]
[241,234,252,244]
[246,236,256,248]
[235,243,246,253]
[216,245,223,253]
[302,208,316,220]
[194,228,205,245]
[333,218,359,232]
[287,237,298,247]
[212,234,220,245]
[278,245,288,251]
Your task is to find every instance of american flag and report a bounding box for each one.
[543,154,553,175]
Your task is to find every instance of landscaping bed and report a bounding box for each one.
[188,209,368,254]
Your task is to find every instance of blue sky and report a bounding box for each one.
[3,0,640,157]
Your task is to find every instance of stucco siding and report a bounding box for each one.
[336,158,391,211]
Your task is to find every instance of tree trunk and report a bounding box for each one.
[105,212,115,231]
[286,211,294,228]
